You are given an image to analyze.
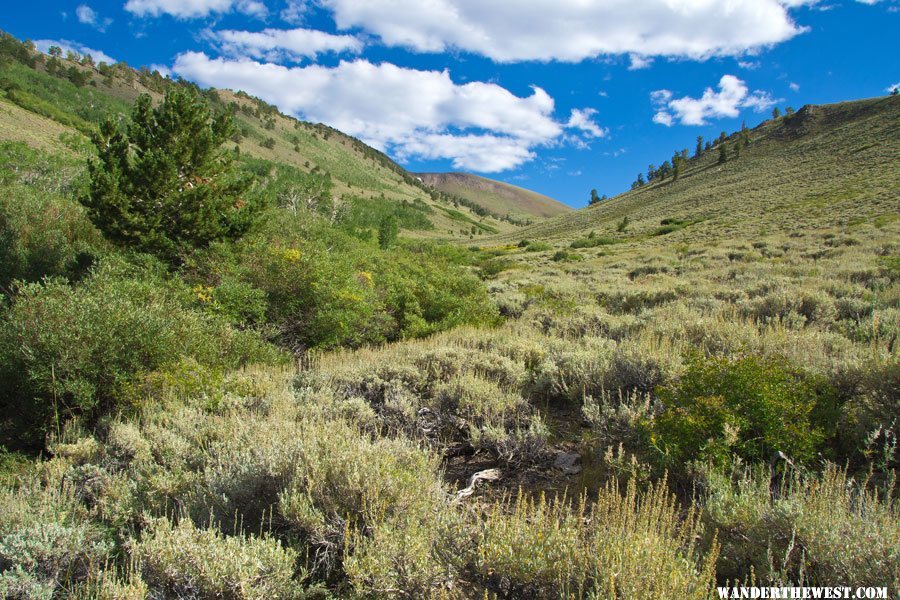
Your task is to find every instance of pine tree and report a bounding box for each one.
[772,107,781,119]
[84,88,256,264]
[733,142,741,159]
[673,157,682,180]
[695,136,703,158]
[632,173,645,189]
[718,143,728,164]
[660,160,672,178]
[589,188,601,205]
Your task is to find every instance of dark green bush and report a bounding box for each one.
[650,354,831,467]
[552,250,583,262]
[0,258,284,448]
[0,181,104,291]
[480,257,517,278]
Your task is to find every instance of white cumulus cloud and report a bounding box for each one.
[172,52,601,172]
[652,75,778,126]
[208,27,363,62]
[124,0,267,19]
[566,108,608,139]
[34,39,116,64]
[317,0,809,63]
[75,4,112,31]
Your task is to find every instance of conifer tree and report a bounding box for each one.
[85,88,256,264]
[718,143,728,164]
[695,136,703,158]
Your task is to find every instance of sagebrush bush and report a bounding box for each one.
[133,518,301,599]
[0,470,113,596]
[473,480,717,599]
[701,463,899,588]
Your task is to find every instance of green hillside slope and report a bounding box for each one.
[498,96,899,244]
[0,38,517,239]
[417,171,573,221]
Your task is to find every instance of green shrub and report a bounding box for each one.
[232,217,497,349]
[0,184,103,290]
[653,219,690,236]
[524,241,552,252]
[480,256,517,277]
[134,518,301,599]
[650,354,830,467]
[552,250,582,262]
[0,258,283,448]
[570,236,616,249]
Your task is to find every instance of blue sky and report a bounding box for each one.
[3,1,899,206]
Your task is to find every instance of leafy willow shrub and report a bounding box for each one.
[213,213,497,351]
[473,481,717,599]
[569,235,617,249]
[700,464,899,588]
[650,354,831,467]
[133,518,301,600]
[551,249,582,262]
[0,183,103,291]
[0,258,284,448]
[524,241,552,252]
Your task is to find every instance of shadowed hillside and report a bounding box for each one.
[418,171,573,221]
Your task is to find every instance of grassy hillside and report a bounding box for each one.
[0,38,517,240]
[418,171,573,221]
[499,96,898,243]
